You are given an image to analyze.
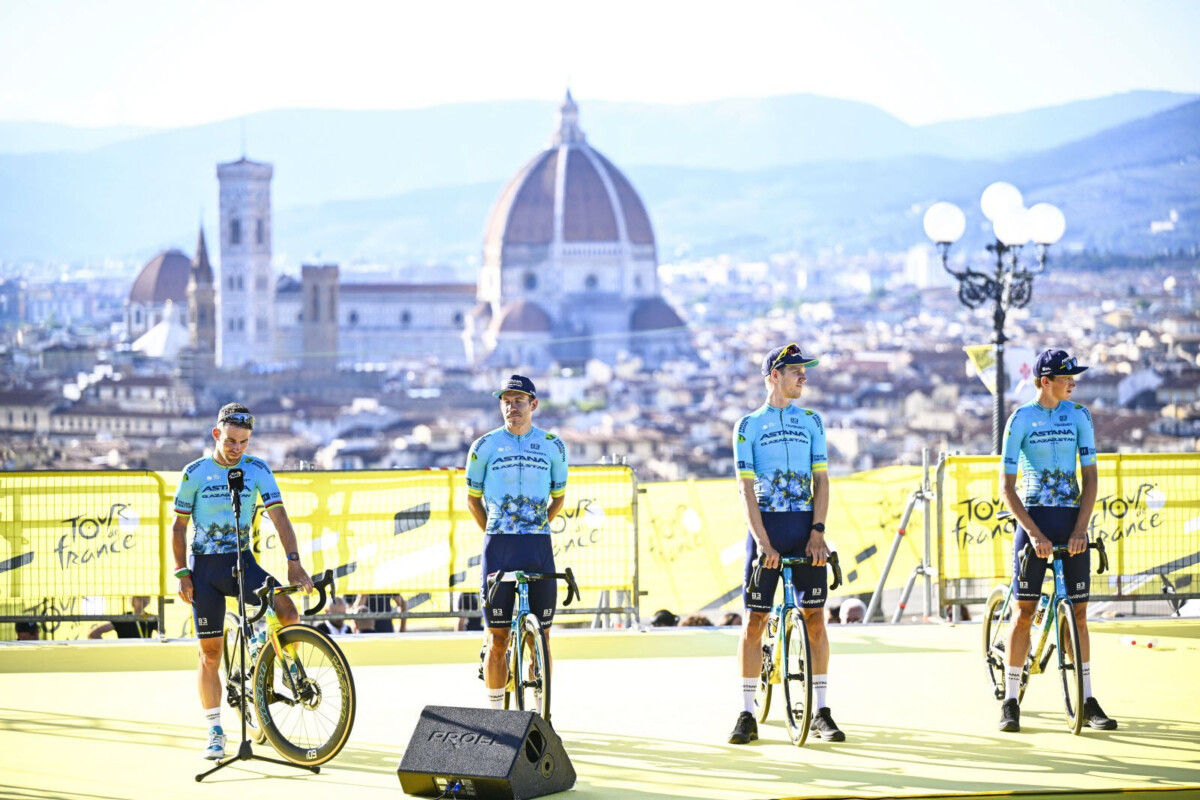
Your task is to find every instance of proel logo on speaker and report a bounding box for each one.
[427,731,498,748]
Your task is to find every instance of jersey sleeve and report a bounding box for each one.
[809,412,828,472]
[172,467,198,518]
[1001,410,1025,475]
[733,416,755,480]
[549,434,568,498]
[465,437,487,498]
[1076,405,1098,467]
[256,462,284,511]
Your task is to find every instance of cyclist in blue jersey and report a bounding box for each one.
[728,343,844,745]
[466,375,568,709]
[997,349,1117,733]
[172,403,314,759]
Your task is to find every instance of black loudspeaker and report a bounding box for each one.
[397,705,576,799]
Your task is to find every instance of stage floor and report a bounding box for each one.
[1,621,1198,800]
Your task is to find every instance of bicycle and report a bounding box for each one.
[481,568,581,722]
[752,553,842,746]
[983,539,1109,734]
[219,569,357,766]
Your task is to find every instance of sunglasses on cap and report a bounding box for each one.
[218,411,255,429]
[772,343,802,370]
[1057,356,1078,373]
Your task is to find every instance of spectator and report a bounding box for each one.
[650,609,680,627]
[15,621,39,640]
[680,614,713,627]
[89,596,159,639]
[827,605,842,624]
[841,598,867,623]
[318,595,353,636]
[352,593,406,633]
[720,612,743,627]
[457,592,484,632]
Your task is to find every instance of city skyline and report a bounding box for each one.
[2,1,1200,128]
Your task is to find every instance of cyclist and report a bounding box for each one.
[729,344,843,744]
[172,403,314,759]
[466,375,568,710]
[997,349,1117,732]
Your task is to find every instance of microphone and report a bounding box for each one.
[227,468,245,497]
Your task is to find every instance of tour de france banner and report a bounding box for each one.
[940,453,1200,598]
[637,465,927,617]
[0,471,169,628]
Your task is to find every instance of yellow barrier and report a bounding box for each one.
[938,453,1200,602]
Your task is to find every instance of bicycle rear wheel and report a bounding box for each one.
[511,613,550,720]
[982,585,1012,701]
[1056,598,1084,735]
[754,639,773,723]
[219,612,266,743]
[781,608,813,746]
[254,625,356,765]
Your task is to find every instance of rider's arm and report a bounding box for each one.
[733,416,777,567]
[465,436,489,531]
[807,471,830,565]
[266,504,314,592]
[88,621,115,639]
[1000,410,1050,556]
[1070,464,1098,553]
[172,514,193,605]
[466,495,488,531]
[548,433,568,524]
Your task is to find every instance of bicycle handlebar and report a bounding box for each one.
[1018,540,1108,581]
[246,569,336,624]
[752,552,842,592]
[484,568,581,610]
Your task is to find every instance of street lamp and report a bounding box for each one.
[923,182,1066,454]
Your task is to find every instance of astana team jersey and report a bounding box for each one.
[734,403,828,512]
[173,455,283,554]
[1002,400,1097,508]
[466,426,568,535]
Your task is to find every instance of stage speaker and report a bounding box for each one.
[397,705,575,799]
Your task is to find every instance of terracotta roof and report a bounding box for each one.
[562,150,617,241]
[495,300,552,334]
[129,249,191,304]
[630,297,685,331]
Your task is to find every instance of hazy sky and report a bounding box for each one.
[2,0,1199,128]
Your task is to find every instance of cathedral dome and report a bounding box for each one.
[630,297,685,331]
[483,92,655,264]
[495,299,552,334]
[129,249,192,304]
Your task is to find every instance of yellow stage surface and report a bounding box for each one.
[1,621,1198,800]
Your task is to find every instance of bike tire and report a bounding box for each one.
[511,613,550,720]
[254,625,356,766]
[1055,598,1085,735]
[982,585,1011,701]
[781,607,813,746]
[219,612,266,744]
[754,638,773,724]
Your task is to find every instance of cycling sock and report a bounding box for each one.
[1005,666,1022,701]
[487,688,505,709]
[813,674,828,708]
[742,677,757,713]
[1082,662,1092,697]
[205,707,221,732]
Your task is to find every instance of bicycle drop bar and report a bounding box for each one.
[246,569,336,624]
[485,568,582,609]
[752,552,842,591]
[1018,540,1108,580]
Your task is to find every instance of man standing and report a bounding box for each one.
[88,596,159,638]
[997,349,1116,732]
[729,344,843,744]
[173,403,314,759]
[466,375,568,709]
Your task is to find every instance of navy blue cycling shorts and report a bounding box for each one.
[1012,506,1091,603]
[191,552,275,639]
[743,511,827,612]
[480,534,557,629]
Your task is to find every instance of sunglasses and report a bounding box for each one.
[772,343,802,370]
[1057,356,1078,372]
[218,412,255,429]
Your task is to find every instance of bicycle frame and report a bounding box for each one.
[246,571,335,697]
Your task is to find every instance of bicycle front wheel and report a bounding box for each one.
[511,613,550,720]
[1056,598,1084,735]
[781,608,813,746]
[254,625,357,765]
[220,612,266,744]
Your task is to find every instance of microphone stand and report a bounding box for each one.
[196,468,318,781]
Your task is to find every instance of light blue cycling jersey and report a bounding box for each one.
[173,455,283,554]
[466,426,568,535]
[1001,400,1097,508]
[734,403,828,512]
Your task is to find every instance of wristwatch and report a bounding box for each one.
[811,523,826,533]
[286,552,300,562]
